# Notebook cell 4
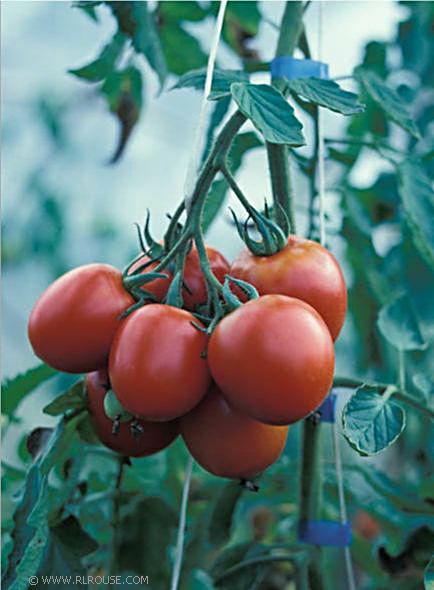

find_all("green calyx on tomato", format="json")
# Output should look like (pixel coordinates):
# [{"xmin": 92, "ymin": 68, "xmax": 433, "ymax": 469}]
[
  {"xmin": 103, "ymin": 389, "xmax": 132, "ymax": 423},
  {"xmin": 230, "ymin": 235, "xmax": 347, "ymax": 341},
  {"xmin": 86, "ymin": 370, "xmax": 179, "ymax": 458},
  {"xmin": 230, "ymin": 203, "xmax": 288, "ymax": 257}
]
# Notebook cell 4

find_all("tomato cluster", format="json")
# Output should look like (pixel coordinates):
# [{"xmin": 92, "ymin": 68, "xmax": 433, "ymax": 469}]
[{"xmin": 28, "ymin": 236, "xmax": 346, "ymax": 481}]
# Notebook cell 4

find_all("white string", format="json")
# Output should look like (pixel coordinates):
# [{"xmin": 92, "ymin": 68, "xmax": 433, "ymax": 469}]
[
  {"xmin": 170, "ymin": 456, "xmax": 194, "ymax": 590},
  {"xmin": 317, "ymin": 3, "xmax": 356, "ymax": 589},
  {"xmin": 317, "ymin": 0, "xmax": 326, "ymax": 247},
  {"xmin": 183, "ymin": 0, "xmax": 228, "ymax": 210}
]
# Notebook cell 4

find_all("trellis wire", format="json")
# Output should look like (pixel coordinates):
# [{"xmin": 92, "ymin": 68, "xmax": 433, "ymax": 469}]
[
  {"xmin": 172, "ymin": 4, "xmax": 228, "ymax": 589},
  {"xmin": 183, "ymin": 0, "xmax": 228, "ymax": 210},
  {"xmin": 317, "ymin": 2, "xmax": 356, "ymax": 589},
  {"xmin": 170, "ymin": 456, "xmax": 194, "ymax": 590}
]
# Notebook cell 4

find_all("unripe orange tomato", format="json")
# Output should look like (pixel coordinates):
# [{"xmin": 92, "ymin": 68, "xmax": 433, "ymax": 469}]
[
  {"xmin": 109, "ymin": 304, "xmax": 210, "ymax": 421},
  {"xmin": 86, "ymin": 370, "xmax": 178, "ymax": 457},
  {"xmin": 181, "ymin": 384, "xmax": 288, "ymax": 479},
  {"xmin": 208, "ymin": 295, "xmax": 335, "ymax": 425},
  {"xmin": 230, "ymin": 236, "xmax": 347, "ymax": 340},
  {"xmin": 182, "ymin": 245, "xmax": 229, "ymax": 310},
  {"xmin": 28, "ymin": 264, "xmax": 134, "ymax": 373},
  {"xmin": 128, "ymin": 254, "xmax": 172, "ymax": 301}
]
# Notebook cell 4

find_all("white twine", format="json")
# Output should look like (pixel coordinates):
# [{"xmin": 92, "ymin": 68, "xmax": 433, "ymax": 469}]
[
  {"xmin": 170, "ymin": 456, "xmax": 194, "ymax": 590},
  {"xmin": 183, "ymin": 0, "xmax": 228, "ymax": 210},
  {"xmin": 317, "ymin": 0, "xmax": 326, "ymax": 247},
  {"xmin": 317, "ymin": 3, "xmax": 356, "ymax": 589}
]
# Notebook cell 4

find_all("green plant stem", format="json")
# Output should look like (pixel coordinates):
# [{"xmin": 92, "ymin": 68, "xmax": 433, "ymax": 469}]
[
  {"xmin": 333, "ymin": 376, "xmax": 434, "ymax": 420},
  {"xmin": 299, "ymin": 419, "xmax": 323, "ymax": 523},
  {"xmin": 267, "ymin": 142, "xmax": 295, "ymax": 233},
  {"xmin": 109, "ymin": 456, "xmax": 126, "ymax": 580},
  {"xmin": 266, "ymin": 0, "xmax": 304, "ymax": 235}
]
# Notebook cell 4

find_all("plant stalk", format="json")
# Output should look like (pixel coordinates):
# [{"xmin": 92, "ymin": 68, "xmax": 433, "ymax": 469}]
[{"xmin": 266, "ymin": 0, "xmax": 304, "ymax": 235}]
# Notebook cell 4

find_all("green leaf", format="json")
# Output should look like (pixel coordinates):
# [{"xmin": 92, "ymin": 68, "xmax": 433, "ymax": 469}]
[
  {"xmin": 398, "ymin": 160, "xmax": 434, "ymax": 271},
  {"xmin": 211, "ymin": 543, "xmax": 272, "ymax": 590},
  {"xmin": 69, "ymin": 32, "xmax": 126, "ymax": 82},
  {"xmin": 158, "ymin": 1, "xmax": 207, "ymax": 23},
  {"xmin": 202, "ymin": 131, "xmax": 262, "ymax": 232},
  {"xmin": 160, "ymin": 23, "xmax": 207, "ymax": 76},
  {"xmin": 377, "ymin": 293, "xmax": 427, "ymax": 351},
  {"xmin": 38, "ymin": 414, "xmax": 85, "ymax": 476},
  {"xmin": 201, "ymin": 96, "xmax": 231, "ymax": 164},
  {"xmin": 413, "ymin": 373, "xmax": 434, "ymax": 403},
  {"xmin": 131, "ymin": 2, "xmax": 167, "ymax": 89},
  {"xmin": 43, "ymin": 381, "xmax": 86, "ymax": 416},
  {"xmin": 172, "ymin": 67, "xmax": 249, "ymax": 99},
  {"xmin": 287, "ymin": 77, "xmax": 364, "ymax": 115},
  {"xmin": 342, "ymin": 384, "xmax": 406, "ymax": 455},
  {"xmin": 208, "ymin": 482, "xmax": 243, "ymax": 546},
  {"xmin": 72, "ymin": 1, "xmax": 101, "ymax": 22},
  {"xmin": 357, "ymin": 69, "xmax": 420, "ymax": 138},
  {"xmin": 2, "ymin": 364, "xmax": 57, "ymax": 418},
  {"xmin": 425, "ymin": 555, "xmax": 434, "ymax": 590},
  {"xmin": 2, "ymin": 466, "xmax": 49, "ymax": 590},
  {"xmin": 101, "ymin": 65, "xmax": 143, "ymax": 111},
  {"xmin": 225, "ymin": 1, "xmax": 261, "ymax": 36},
  {"xmin": 231, "ymin": 83, "xmax": 305, "ymax": 146},
  {"xmin": 101, "ymin": 65, "xmax": 143, "ymax": 162},
  {"xmin": 117, "ymin": 496, "xmax": 177, "ymax": 583},
  {"xmin": 34, "ymin": 517, "xmax": 98, "ymax": 587}
]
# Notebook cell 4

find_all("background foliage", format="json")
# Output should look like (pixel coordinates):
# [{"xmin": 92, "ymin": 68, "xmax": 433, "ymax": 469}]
[{"xmin": 2, "ymin": 2, "xmax": 433, "ymax": 589}]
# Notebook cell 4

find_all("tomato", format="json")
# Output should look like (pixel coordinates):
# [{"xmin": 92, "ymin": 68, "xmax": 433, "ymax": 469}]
[
  {"xmin": 109, "ymin": 304, "xmax": 210, "ymax": 420},
  {"xmin": 182, "ymin": 245, "xmax": 229, "ymax": 310},
  {"xmin": 128, "ymin": 254, "xmax": 172, "ymax": 301},
  {"xmin": 230, "ymin": 236, "xmax": 347, "ymax": 340},
  {"xmin": 28, "ymin": 264, "xmax": 134, "ymax": 373},
  {"xmin": 208, "ymin": 295, "xmax": 335, "ymax": 425},
  {"xmin": 86, "ymin": 370, "xmax": 178, "ymax": 457},
  {"xmin": 181, "ymin": 384, "xmax": 288, "ymax": 479},
  {"xmin": 353, "ymin": 511, "xmax": 381, "ymax": 540}
]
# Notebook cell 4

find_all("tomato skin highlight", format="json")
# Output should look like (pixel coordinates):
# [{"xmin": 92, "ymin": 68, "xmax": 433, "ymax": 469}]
[
  {"xmin": 86, "ymin": 370, "xmax": 178, "ymax": 457},
  {"xmin": 183, "ymin": 245, "xmax": 229, "ymax": 310},
  {"xmin": 128, "ymin": 254, "xmax": 172, "ymax": 301},
  {"xmin": 28, "ymin": 264, "xmax": 135, "ymax": 373},
  {"xmin": 181, "ymin": 384, "xmax": 288, "ymax": 479},
  {"xmin": 109, "ymin": 304, "xmax": 210, "ymax": 421},
  {"xmin": 208, "ymin": 295, "xmax": 335, "ymax": 425},
  {"xmin": 230, "ymin": 236, "xmax": 347, "ymax": 340}
]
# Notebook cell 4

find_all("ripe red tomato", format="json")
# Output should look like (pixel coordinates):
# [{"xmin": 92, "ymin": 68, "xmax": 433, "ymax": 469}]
[
  {"xmin": 86, "ymin": 370, "xmax": 178, "ymax": 457},
  {"xmin": 182, "ymin": 245, "xmax": 229, "ymax": 310},
  {"xmin": 230, "ymin": 236, "xmax": 347, "ymax": 340},
  {"xmin": 208, "ymin": 295, "xmax": 335, "ymax": 425},
  {"xmin": 28, "ymin": 264, "xmax": 134, "ymax": 373},
  {"xmin": 109, "ymin": 304, "xmax": 210, "ymax": 420},
  {"xmin": 128, "ymin": 254, "xmax": 172, "ymax": 301},
  {"xmin": 181, "ymin": 384, "xmax": 288, "ymax": 479}
]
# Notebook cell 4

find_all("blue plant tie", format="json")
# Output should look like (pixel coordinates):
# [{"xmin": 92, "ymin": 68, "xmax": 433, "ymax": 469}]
[
  {"xmin": 317, "ymin": 391, "xmax": 336, "ymax": 423},
  {"xmin": 298, "ymin": 519, "xmax": 352, "ymax": 547},
  {"xmin": 270, "ymin": 56, "xmax": 330, "ymax": 80}
]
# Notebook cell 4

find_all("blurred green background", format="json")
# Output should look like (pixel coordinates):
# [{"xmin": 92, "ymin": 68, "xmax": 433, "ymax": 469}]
[{"xmin": 2, "ymin": 2, "xmax": 433, "ymax": 589}]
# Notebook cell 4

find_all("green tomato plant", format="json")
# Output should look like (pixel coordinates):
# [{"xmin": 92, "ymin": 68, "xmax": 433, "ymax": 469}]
[{"xmin": 2, "ymin": 2, "xmax": 434, "ymax": 590}]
